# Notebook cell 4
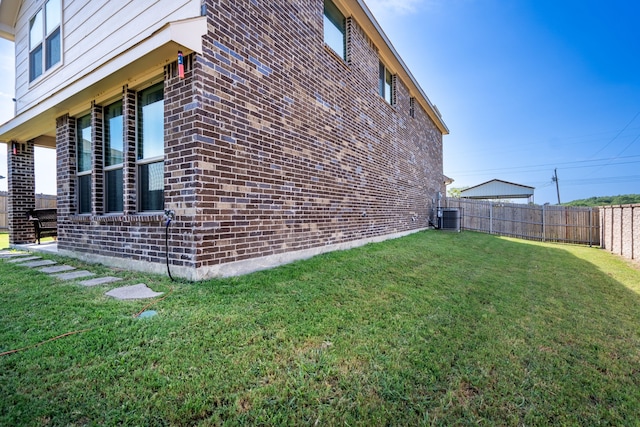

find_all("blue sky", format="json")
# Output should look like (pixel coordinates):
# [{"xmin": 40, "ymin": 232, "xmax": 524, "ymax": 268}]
[
  {"xmin": 0, "ymin": 37, "xmax": 57, "ymax": 194},
  {"xmin": 2, "ymin": 0, "xmax": 640, "ymax": 203},
  {"xmin": 366, "ymin": 0, "xmax": 640, "ymax": 203}
]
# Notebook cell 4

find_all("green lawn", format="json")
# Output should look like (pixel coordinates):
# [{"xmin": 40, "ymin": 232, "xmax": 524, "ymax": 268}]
[
  {"xmin": 2, "ymin": 231, "xmax": 640, "ymax": 425},
  {"xmin": 0, "ymin": 233, "xmax": 54, "ymax": 248}
]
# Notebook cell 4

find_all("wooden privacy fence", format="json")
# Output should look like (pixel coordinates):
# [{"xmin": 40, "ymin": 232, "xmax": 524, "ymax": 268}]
[
  {"xmin": 445, "ymin": 198, "xmax": 600, "ymax": 246},
  {"xmin": 0, "ymin": 193, "xmax": 57, "ymax": 231}
]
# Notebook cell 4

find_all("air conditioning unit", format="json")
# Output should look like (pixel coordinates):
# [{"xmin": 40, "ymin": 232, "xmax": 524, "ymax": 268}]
[{"xmin": 438, "ymin": 208, "xmax": 461, "ymax": 232}]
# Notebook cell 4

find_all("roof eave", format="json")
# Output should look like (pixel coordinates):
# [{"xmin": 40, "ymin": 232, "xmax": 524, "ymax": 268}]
[
  {"xmin": 353, "ymin": 0, "xmax": 449, "ymax": 135},
  {"xmin": 0, "ymin": 16, "xmax": 207, "ymax": 143},
  {"xmin": 0, "ymin": 0, "xmax": 21, "ymax": 41}
]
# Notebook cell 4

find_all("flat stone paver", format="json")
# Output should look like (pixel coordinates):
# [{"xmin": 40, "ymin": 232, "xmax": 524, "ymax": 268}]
[
  {"xmin": 0, "ymin": 252, "xmax": 29, "ymax": 259},
  {"xmin": 105, "ymin": 284, "xmax": 163, "ymax": 300},
  {"xmin": 39, "ymin": 265, "xmax": 76, "ymax": 274},
  {"xmin": 7, "ymin": 256, "xmax": 41, "ymax": 263},
  {"xmin": 52, "ymin": 270, "xmax": 95, "ymax": 281},
  {"xmin": 79, "ymin": 276, "xmax": 123, "ymax": 287},
  {"xmin": 19, "ymin": 259, "xmax": 57, "ymax": 268}
]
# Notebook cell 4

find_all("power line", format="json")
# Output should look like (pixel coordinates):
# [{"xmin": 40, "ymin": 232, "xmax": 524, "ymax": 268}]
[
  {"xmin": 560, "ymin": 175, "xmax": 640, "ymax": 187},
  {"xmin": 587, "ymin": 133, "xmax": 640, "ymax": 176},
  {"xmin": 447, "ymin": 155, "xmax": 640, "ymax": 177},
  {"xmin": 447, "ymin": 126, "xmax": 640, "ymax": 160},
  {"xmin": 588, "ymin": 111, "xmax": 640, "ymax": 159}
]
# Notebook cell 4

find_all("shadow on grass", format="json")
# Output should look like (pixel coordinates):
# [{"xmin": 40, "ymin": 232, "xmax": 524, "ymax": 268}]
[{"xmin": 1, "ymin": 231, "xmax": 640, "ymax": 425}]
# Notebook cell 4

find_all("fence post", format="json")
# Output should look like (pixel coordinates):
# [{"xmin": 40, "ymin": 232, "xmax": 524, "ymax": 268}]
[
  {"xmin": 542, "ymin": 204, "xmax": 546, "ymax": 242},
  {"xmin": 589, "ymin": 208, "xmax": 593, "ymax": 247},
  {"xmin": 489, "ymin": 202, "xmax": 493, "ymax": 235}
]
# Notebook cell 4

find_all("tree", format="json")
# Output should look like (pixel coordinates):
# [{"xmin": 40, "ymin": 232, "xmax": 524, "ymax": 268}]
[
  {"xmin": 564, "ymin": 194, "xmax": 640, "ymax": 207},
  {"xmin": 447, "ymin": 187, "xmax": 467, "ymax": 198}
]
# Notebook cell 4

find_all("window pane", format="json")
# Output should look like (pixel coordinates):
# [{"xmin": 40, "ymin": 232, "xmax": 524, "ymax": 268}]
[
  {"xmin": 324, "ymin": 0, "xmax": 345, "ymax": 59},
  {"xmin": 106, "ymin": 168, "xmax": 123, "ymax": 212},
  {"xmin": 104, "ymin": 101, "xmax": 124, "ymax": 166},
  {"xmin": 385, "ymin": 69, "xmax": 393, "ymax": 104},
  {"xmin": 78, "ymin": 174, "xmax": 91, "ymax": 214},
  {"xmin": 45, "ymin": 0, "xmax": 61, "ymax": 33},
  {"xmin": 77, "ymin": 114, "xmax": 92, "ymax": 173},
  {"xmin": 138, "ymin": 83, "xmax": 164, "ymax": 160},
  {"xmin": 30, "ymin": 45, "xmax": 43, "ymax": 81},
  {"xmin": 30, "ymin": 10, "xmax": 43, "ymax": 47},
  {"xmin": 379, "ymin": 62, "xmax": 393, "ymax": 105},
  {"xmin": 45, "ymin": 28, "xmax": 61, "ymax": 69},
  {"xmin": 139, "ymin": 161, "xmax": 164, "ymax": 211}
]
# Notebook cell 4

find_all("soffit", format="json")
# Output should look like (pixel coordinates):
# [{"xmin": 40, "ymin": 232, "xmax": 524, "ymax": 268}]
[
  {"xmin": 0, "ymin": 16, "xmax": 206, "ymax": 145},
  {"xmin": 0, "ymin": 0, "xmax": 21, "ymax": 40}
]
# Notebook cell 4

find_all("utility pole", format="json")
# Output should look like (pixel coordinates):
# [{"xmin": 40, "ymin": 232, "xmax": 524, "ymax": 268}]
[{"xmin": 552, "ymin": 168, "xmax": 561, "ymax": 205}]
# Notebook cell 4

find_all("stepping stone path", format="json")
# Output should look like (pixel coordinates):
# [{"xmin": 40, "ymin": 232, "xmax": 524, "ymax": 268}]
[
  {"xmin": 8, "ymin": 256, "xmax": 41, "ymax": 263},
  {"xmin": 52, "ymin": 270, "xmax": 95, "ymax": 280},
  {"xmin": 0, "ymin": 252, "xmax": 34, "ymax": 259},
  {"xmin": 79, "ymin": 277, "xmax": 122, "ymax": 287},
  {"xmin": 0, "ymin": 250, "xmax": 163, "ymax": 303},
  {"xmin": 105, "ymin": 284, "xmax": 164, "ymax": 300},
  {"xmin": 39, "ymin": 265, "xmax": 76, "ymax": 274},
  {"xmin": 20, "ymin": 259, "xmax": 57, "ymax": 268}
]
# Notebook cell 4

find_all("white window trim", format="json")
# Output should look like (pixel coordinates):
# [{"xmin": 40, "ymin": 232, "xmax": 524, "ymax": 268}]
[
  {"xmin": 28, "ymin": 0, "xmax": 63, "ymax": 84},
  {"xmin": 76, "ymin": 112, "xmax": 92, "ymax": 214}
]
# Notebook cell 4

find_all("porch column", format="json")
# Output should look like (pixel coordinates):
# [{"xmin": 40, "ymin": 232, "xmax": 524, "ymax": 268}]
[
  {"xmin": 7, "ymin": 140, "xmax": 35, "ymax": 244},
  {"xmin": 56, "ymin": 114, "xmax": 76, "ymax": 248}
]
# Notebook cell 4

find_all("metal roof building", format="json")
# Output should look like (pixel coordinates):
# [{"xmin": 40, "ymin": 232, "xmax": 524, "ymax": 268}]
[{"xmin": 460, "ymin": 179, "xmax": 534, "ymax": 203}]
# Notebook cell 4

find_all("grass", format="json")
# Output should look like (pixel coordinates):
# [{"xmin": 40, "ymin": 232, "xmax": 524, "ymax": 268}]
[
  {"xmin": 0, "ymin": 233, "xmax": 54, "ymax": 249},
  {"xmin": 2, "ymin": 231, "xmax": 640, "ymax": 425}
]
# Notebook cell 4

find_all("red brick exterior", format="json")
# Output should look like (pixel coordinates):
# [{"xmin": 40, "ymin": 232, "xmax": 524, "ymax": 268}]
[
  {"xmin": 7, "ymin": 140, "xmax": 35, "ymax": 244},
  {"xmin": 52, "ymin": 0, "xmax": 444, "ymax": 279}
]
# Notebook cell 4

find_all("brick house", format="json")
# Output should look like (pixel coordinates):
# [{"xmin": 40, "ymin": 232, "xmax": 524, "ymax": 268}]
[{"xmin": 0, "ymin": 0, "xmax": 449, "ymax": 280}]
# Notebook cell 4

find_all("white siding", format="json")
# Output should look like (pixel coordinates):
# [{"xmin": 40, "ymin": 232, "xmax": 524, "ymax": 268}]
[{"xmin": 14, "ymin": 0, "xmax": 200, "ymax": 115}]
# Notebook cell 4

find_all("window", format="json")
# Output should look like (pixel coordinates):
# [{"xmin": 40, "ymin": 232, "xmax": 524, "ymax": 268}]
[
  {"xmin": 324, "ymin": 0, "xmax": 346, "ymax": 60},
  {"xmin": 137, "ymin": 83, "xmax": 164, "ymax": 212},
  {"xmin": 76, "ymin": 114, "xmax": 92, "ymax": 214},
  {"xmin": 409, "ymin": 97, "xmax": 416, "ymax": 118},
  {"xmin": 379, "ymin": 62, "xmax": 394, "ymax": 105},
  {"xmin": 29, "ymin": 0, "xmax": 61, "ymax": 81},
  {"xmin": 104, "ymin": 101, "xmax": 124, "ymax": 212}
]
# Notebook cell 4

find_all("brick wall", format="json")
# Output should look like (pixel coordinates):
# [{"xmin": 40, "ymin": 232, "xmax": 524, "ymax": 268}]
[
  {"xmin": 7, "ymin": 140, "xmax": 35, "ymax": 244},
  {"xmin": 600, "ymin": 204, "xmax": 640, "ymax": 263},
  {"xmin": 187, "ymin": 0, "xmax": 443, "ymax": 276},
  {"xmin": 56, "ymin": 0, "xmax": 444, "ymax": 279},
  {"xmin": 57, "ymin": 70, "xmax": 197, "ymax": 275}
]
